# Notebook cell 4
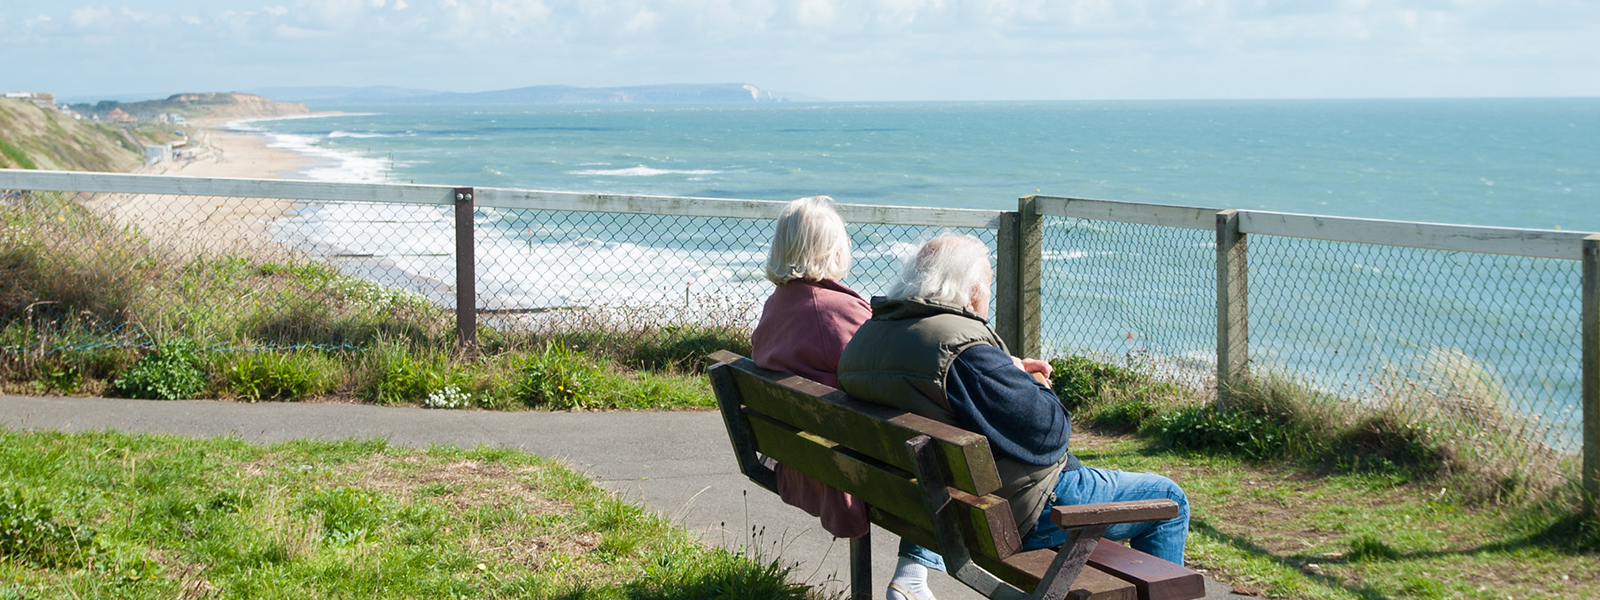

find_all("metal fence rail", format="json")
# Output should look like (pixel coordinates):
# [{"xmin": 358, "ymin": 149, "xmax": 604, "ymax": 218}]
[{"xmin": 1, "ymin": 169, "xmax": 1595, "ymax": 512}]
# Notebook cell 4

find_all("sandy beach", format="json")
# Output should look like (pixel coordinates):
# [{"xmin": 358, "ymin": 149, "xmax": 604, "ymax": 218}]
[{"xmin": 88, "ymin": 115, "xmax": 332, "ymax": 261}]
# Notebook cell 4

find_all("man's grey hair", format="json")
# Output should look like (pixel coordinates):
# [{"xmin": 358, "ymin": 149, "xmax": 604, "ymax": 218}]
[
  {"xmin": 887, "ymin": 233, "xmax": 991, "ymax": 306},
  {"xmin": 764, "ymin": 195, "xmax": 852, "ymax": 284}
]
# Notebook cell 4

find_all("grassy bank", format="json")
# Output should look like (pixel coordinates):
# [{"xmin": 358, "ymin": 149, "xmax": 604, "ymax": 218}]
[
  {"xmin": 0, "ymin": 98, "xmax": 179, "ymax": 172},
  {"xmin": 0, "ymin": 427, "xmax": 813, "ymax": 599},
  {"xmin": 1, "ymin": 190, "xmax": 747, "ymax": 410},
  {"xmin": 1070, "ymin": 429, "xmax": 1598, "ymax": 599}
]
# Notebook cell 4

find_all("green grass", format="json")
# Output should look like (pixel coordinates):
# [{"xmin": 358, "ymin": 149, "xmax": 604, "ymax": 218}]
[
  {"xmin": 0, "ymin": 192, "xmax": 731, "ymax": 411},
  {"xmin": 0, "ymin": 138, "xmax": 37, "ymax": 170},
  {"xmin": 1067, "ymin": 431, "xmax": 1599, "ymax": 600},
  {"xmin": 0, "ymin": 427, "xmax": 817, "ymax": 599}
]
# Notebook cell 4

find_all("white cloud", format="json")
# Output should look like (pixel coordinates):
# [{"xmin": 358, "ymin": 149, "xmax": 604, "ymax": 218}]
[
  {"xmin": 67, "ymin": 5, "xmax": 110, "ymax": 28},
  {"xmin": 263, "ymin": 5, "xmax": 288, "ymax": 17}
]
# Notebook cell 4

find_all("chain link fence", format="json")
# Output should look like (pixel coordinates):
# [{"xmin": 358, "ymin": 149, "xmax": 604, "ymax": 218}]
[
  {"xmin": 1249, "ymin": 235, "xmax": 1582, "ymax": 457},
  {"xmin": 2, "ymin": 184, "xmax": 997, "ymax": 361},
  {"xmin": 1037, "ymin": 216, "xmax": 1217, "ymax": 391}
]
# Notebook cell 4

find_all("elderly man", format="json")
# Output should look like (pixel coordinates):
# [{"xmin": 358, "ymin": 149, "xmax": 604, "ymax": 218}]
[{"xmin": 838, "ymin": 234, "xmax": 1188, "ymax": 600}]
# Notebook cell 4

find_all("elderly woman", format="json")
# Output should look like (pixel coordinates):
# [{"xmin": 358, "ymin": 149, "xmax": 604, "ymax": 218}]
[
  {"xmin": 751, "ymin": 195, "xmax": 871, "ymax": 388},
  {"xmin": 750, "ymin": 195, "xmax": 872, "ymax": 538},
  {"xmin": 838, "ymin": 234, "xmax": 1189, "ymax": 600}
]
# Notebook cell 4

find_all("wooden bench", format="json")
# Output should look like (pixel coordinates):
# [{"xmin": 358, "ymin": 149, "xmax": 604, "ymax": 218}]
[{"xmin": 708, "ymin": 351, "xmax": 1205, "ymax": 600}]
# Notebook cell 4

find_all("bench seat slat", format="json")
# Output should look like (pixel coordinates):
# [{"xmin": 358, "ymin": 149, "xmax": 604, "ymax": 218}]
[
  {"xmin": 744, "ymin": 410, "xmax": 1017, "ymax": 560},
  {"xmin": 726, "ymin": 357, "xmax": 1003, "ymax": 496},
  {"xmin": 1087, "ymin": 541, "xmax": 1206, "ymax": 600},
  {"xmin": 870, "ymin": 510, "xmax": 1134, "ymax": 600}
]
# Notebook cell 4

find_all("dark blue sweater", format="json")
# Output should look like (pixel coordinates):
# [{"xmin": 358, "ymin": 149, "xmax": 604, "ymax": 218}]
[{"xmin": 945, "ymin": 345, "xmax": 1081, "ymax": 470}]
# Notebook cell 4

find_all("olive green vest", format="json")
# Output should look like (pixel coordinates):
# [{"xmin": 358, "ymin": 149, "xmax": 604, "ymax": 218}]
[{"xmin": 837, "ymin": 297, "xmax": 1066, "ymax": 536}]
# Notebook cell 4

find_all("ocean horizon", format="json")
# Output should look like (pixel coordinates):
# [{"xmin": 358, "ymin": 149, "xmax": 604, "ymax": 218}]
[
  {"xmin": 228, "ymin": 98, "xmax": 1597, "ymax": 449},
  {"xmin": 235, "ymin": 97, "xmax": 1599, "ymax": 231}
]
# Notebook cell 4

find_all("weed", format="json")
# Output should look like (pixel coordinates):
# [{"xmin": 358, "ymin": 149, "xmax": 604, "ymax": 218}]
[
  {"xmin": 0, "ymin": 487, "xmax": 97, "ymax": 568},
  {"xmin": 224, "ymin": 350, "xmax": 338, "ymax": 402},
  {"xmin": 108, "ymin": 338, "xmax": 206, "ymax": 400},
  {"xmin": 513, "ymin": 344, "xmax": 603, "ymax": 410},
  {"xmin": 356, "ymin": 343, "xmax": 448, "ymax": 405}
]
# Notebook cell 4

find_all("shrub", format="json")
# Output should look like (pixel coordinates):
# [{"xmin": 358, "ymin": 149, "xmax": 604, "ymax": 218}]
[
  {"xmin": 0, "ymin": 487, "xmax": 96, "ymax": 567},
  {"xmin": 225, "ymin": 350, "xmax": 339, "ymax": 402},
  {"xmin": 109, "ymin": 338, "xmax": 206, "ymax": 400},
  {"xmin": 356, "ymin": 344, "xmax": 447, "ymax": 405},
  {"xmin": 514, "ymin": 344, "xmax": 603, "ymax": 410},
  {"xmin": 1154, "ymin": 405, "xmax": 1284, "ymax": 461},
  {"xmin": 1050, "ymin": 356, "xmax": 1139, "ymax": 411}
]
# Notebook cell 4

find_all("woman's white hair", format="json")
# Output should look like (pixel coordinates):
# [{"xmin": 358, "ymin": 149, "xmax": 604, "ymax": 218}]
[
  {"xmin": 887, "ymin": 233, "xmax": 991, "ymax": 306},
  {"xmin": 764, "ymin": 195, "xmax": 852, "ymax": 284}
]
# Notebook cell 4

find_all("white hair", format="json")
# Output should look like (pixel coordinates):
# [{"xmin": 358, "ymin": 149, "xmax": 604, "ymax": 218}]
[
  {"xmin": 887, "ymin": 234, "xmax": 991, "ymax": 306},
  {"xmin": 764, "ymin": 196, "xmax": 852, "ymax": 285}
]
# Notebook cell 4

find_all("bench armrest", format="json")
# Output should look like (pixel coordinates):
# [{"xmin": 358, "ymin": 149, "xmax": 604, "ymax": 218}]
[{"xmin": 1050, "ymin": 499, "xmax": 1179, "ymax": 529}]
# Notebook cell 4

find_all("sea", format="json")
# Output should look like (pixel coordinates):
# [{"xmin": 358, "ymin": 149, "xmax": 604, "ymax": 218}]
[{"xmin": 234, "ymin": 99, "xmax": 1600, "ymax": 448}]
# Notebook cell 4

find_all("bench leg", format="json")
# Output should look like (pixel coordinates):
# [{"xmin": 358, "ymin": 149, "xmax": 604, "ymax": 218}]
[
  {"xmin": 905, "ymin": 435, "xmax": 1031, "ymax": 600},
  {"xmin": 851, "ymin": 529, "xmax": 872, "ymax": 600}
]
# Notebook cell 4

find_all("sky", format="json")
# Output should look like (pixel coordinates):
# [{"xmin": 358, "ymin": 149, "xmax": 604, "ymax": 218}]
[{"xmin": 4, "ymin": 0, "xmax": 1599, "ymax": 102}]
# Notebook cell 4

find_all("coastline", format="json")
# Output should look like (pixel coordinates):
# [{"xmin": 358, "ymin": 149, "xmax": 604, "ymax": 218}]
[{"xmin": 93, "ymin": 113, "xmax": 342, "ymax": 260}]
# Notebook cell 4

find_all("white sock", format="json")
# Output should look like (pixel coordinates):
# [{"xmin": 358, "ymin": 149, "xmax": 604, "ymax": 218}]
[{"xmin": 886, "ymin": 557, "xmax": 935, "ymax": 600}]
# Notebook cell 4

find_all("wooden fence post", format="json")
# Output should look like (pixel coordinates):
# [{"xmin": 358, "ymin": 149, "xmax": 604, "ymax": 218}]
[
  {"xmin": 1019, "ymin": 196, "xmax": 1043, "ymax": 359},
  {"xmin": 1216, "ymin": 209, "xmax": 1248, "ymax": 407},
  {"xmin": 996, "ymin": 211, "xmax": 1021, "ymax": 353},
  {"xmin": 455, "ymin": 187, "xmax": 478, "ymax": 356},
  {"xmin": 1583, "ymin": 235, "xmax": 1600, "ymax": 517},
  {"xmin": 995, "ymin": 200, "xmax": 1042, "ymax": 358}
]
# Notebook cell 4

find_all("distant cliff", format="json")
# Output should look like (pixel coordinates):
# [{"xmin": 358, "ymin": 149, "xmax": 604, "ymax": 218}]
[
  {"xmin": 252, "ymin": 83, "xmax": 819, "ymax": 106},
  {"xmin": 72, "ymin": 93, "xmax": 311, "ymax": 121},
  {"xmin": 0, "ymin": 98, "xmax": 168, "ymax": 172}
]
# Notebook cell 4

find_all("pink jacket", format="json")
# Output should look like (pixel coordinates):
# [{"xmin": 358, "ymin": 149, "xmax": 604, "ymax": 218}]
[{"xmin": 751, "ymin": 279, "xmax": 872, "ymax": 538}]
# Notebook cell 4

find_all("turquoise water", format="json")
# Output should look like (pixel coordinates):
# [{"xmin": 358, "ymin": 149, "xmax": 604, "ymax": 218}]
[
  {"xmin": 245, "ymin": 100, "xmax": 1599, "ymax": 449},
  {"xmin": 248, "ymin": 98, "xmax": 1600, "ymax": 230}
]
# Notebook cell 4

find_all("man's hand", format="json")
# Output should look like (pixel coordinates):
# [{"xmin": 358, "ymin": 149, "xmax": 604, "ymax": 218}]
[{"xmin": 1011, "ymin": 356, "xmax": 1054, "ymax": 387}]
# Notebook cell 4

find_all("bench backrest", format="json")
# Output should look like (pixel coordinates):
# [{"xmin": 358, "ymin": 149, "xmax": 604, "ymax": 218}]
[{"xmin": 707, "ymin": 350, "xmax": 1025, "ymax": 561}]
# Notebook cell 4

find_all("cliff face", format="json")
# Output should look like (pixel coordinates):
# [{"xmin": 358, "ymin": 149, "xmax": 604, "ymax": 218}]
[
  {"xmin": 0, "ymin": 98, "xmax": 150, "ymax": 172},
  {"xmin": 132, "ymin": 93, "xmax": 311, "ymax": 119}
]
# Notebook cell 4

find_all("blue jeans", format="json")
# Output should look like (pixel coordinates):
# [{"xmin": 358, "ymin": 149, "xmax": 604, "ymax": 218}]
[{"xmin": 900, "ymin": 466, "xmax": 1189, "ymax": 569}]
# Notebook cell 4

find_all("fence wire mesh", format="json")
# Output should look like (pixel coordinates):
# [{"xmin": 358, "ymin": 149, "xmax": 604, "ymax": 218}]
[
  {"xmin": 1, "ymin": 190, "xmax": 455, "ymax": 356},
  {"xmin": 474, "ymin": 206, "xmax": 996, "ymax": 336},
  {"xmin": 2, "ymin": 189, "xmax": 996, "ymax": 358},
  {"xmin": 1038, "ymin": 216, "xmax": 1218, "ymax": 390},
  {"xmin": 1249, "ymin": 235, "xmax": 1582, "ymax": 460}
]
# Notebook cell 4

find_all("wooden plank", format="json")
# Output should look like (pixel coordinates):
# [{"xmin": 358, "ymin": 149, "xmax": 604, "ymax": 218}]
[
  {"xmin": 1051, "ymin": 499, "xmax": 1180, "ymax": 529},
  {"xmin": 1030, "ymin": 195, "xmax": 1215, "ymax": 230},
  {"xmin": 976, "ymin": 549, "xmax": 1136, "ymax": 600},
  {"xmin": 475, "ymin": 187, "xmax": 1004, "ymax": 229},
  {"xmin": 743, "ymin": 412, "xmax": 1016, "ymax": 559},
  {"xmin": 1238, "ymin": 210, "xmax": 1593, "ymax": 261},
  {"xmin": 0, "ymin": 169, "xmax": 457, "ymax": 205},
  {"xmin": 707, "ymin": 362, "xmax": 776, "ymax": 492},
  {"xmin": 454, "ymin": 187, "xmax": 477, "ymax": 355},
  {"xmin": 1018, "ymin": 196, "xmax": 1044, "ymax": 359},
  {"xmin": 1584, "ymin": 235, "xmax": 1600, "ymax": 517},
  {"xmin": 1088, "ymin": 541, "xmax": 1206, "ymax": 600},
  {"xmin": 995, "ymin": 212, "xmax": 1021, "ymax": 352},
  {"xmin": 1215, "ymin": 209, "xmax": 1248, "ymax": 407},
  {"xmin": 870, "ymin": 511, "xmax": 1132, "ymax": 600},
  {"xmin": 721, "ymin": 355, "xmax": 1003, "ymax": 496}
]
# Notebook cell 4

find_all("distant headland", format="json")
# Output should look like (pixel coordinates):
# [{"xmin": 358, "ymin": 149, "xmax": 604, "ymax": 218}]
[{"xmin": 245, "ymin": 83, "xmax": 819, "ymax": 106}]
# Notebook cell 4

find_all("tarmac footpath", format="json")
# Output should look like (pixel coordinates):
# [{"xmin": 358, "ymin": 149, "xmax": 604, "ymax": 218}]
[{"xmin": 0, "ymin": 395, "xmax": 1245, "ymax": 600}]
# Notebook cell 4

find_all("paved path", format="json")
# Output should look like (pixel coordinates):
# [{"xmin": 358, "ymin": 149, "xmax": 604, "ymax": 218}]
[{"xmin": 0, "ymin": 395, "xmax": 1245, "ymax": 600}]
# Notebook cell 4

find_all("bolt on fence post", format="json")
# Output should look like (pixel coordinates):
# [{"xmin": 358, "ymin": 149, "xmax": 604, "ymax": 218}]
[
  {"xmin": 1216, "ymin": 209, "xmax": 1249, "ymax": 408},
  {"xmin": 454, "ymin": 187, "xmax": 478, "ymax": 357},
  {"xmin": 1583, "ymin": 235, "xmax": 1600, "ymax": 517}
]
